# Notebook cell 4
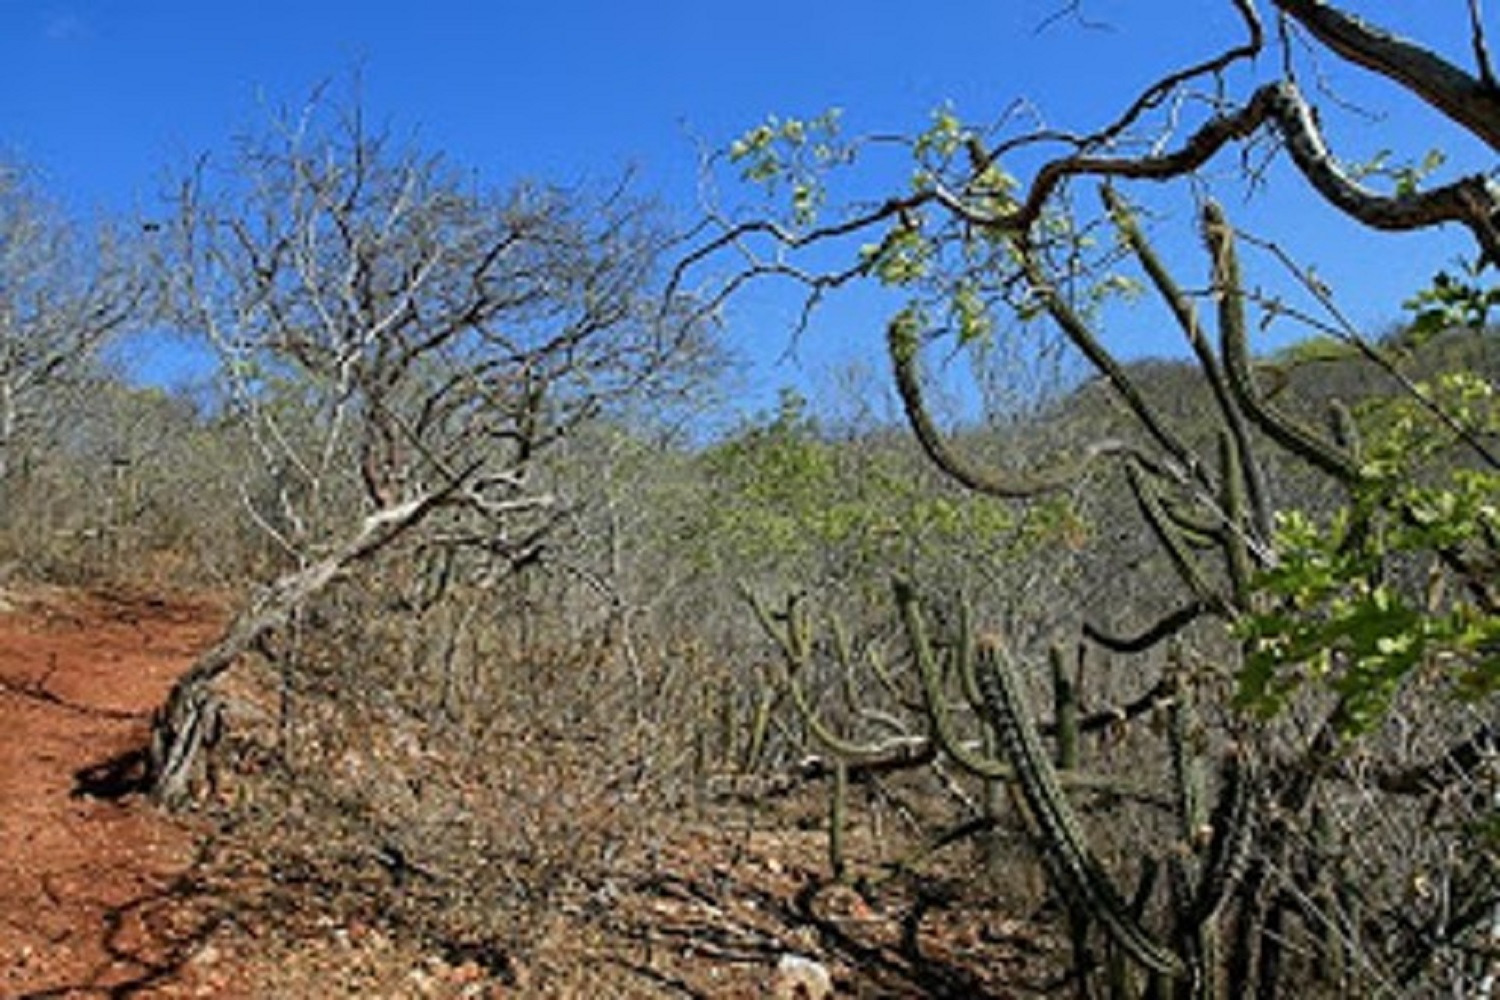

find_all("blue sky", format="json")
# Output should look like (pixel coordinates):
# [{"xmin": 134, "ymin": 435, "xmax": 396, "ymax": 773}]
[{"xmin": 4, "ymin": 2, "xmax": 1494, "ymax": 417}]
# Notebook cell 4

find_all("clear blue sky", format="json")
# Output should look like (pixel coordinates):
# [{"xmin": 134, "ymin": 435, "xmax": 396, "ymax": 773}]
[{"xmin": 4, "ymin": 2, "xmax": 1493, "ymax": 417}]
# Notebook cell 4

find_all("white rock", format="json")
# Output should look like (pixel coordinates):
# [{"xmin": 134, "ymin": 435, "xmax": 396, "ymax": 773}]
[{"xmin": 772, "ymin": 952, "xmax": 834, "ymax": 999}]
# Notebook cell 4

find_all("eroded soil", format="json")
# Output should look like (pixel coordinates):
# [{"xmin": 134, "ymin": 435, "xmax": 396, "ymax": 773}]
[{"xmin": 0, "ymin": 586, "xmax": 227, "ymax": 997}]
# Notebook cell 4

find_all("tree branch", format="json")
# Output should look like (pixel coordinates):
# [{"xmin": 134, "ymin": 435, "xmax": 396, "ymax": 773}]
[
  {"xmin": 1262, "ymin": 80, "xmax": 1500, "ymax": 265},
  {"xmin": 1273, "ymin": 0, "xmax": 1500, "ymax": 150},
  {"xmin": 977, "ymin": 82, "xmax": 1500, "ymax": 265},
  {"xmin": 1470, "ymin": 0, "xmax": 1498, "ymax": 89}
]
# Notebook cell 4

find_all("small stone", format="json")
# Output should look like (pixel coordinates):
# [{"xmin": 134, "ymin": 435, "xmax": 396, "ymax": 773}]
[{"xmin": 772, "ymin": 953, "xmax": 834, "ymax": 999}]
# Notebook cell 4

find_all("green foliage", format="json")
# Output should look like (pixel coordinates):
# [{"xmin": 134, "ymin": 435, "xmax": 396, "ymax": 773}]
[
  {"xmin": 700, "ymin": 389, "xmax": 841, "ymax": 565},
  {"xmin": 860, "ymin": 222, "xmax": 931, "ymax": 286},
  {"xmin": 706, "ymin": 33, "xmax": 1500, "ymax": 995},
  {"xmin": 692, "ymin": 388, "xmax": 1038, "ymax": 590},
  {"xmin": 1401, "ymin": 263, "xmax": 1500, "ymax": 347},
  {"xmin": 950, "ymin": 281, "xmax": 993, "ymax": 345},
  {"xmin": 731, "ymin": 100, "xmax": 1147, "ymax": 366},
  {"xmin": 1238, "ymin": 370, "xmax": 1500, "ymax": 733},
  {"xmin": 1347, "ymin": 147, "xmax": 1447, "ymax": 197},
  {"xmin": 913, "ymin": 102, "xmax": 968, "ymax": 160},
  {"xmin": 728, "ymin": 109, "xmax": 846, "ymax": 226}
]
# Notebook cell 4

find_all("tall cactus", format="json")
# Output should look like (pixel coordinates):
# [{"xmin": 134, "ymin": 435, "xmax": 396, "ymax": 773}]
[
  {"xmin": 971, "ymin": 629, "xmax": 1185, "ymax": 978},
  {"xmin": 739, "ymin": 198, "xmax": 1312, "ymax": 994},
  {"xmin": 744, "ymin": 567, "xmax": 1262, "ymax": 994},
  {"xmin": 900, "ymin": 578, "xmax": 1255, "ymax": 994}
]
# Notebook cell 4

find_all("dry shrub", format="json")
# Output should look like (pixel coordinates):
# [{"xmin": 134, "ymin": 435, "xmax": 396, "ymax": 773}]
[{"xmin": 193, "ymin": 564, "xmax": 712, "ymax": 977}]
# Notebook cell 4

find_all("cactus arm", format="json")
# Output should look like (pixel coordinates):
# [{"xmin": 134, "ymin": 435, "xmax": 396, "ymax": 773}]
[
  {"xmin": 1105, "ymin": 184, "xmax": 1273, "ymax": 534},
  {"xmin": 888, "ymin": 317, "xmax": 1125, "ymax": 498},
  {"xmin": 1050, "ymin": 644, "xmax": 1081, "ymax": 770},
  {"xmin": 1219, "ymin": 431, "xmax": 1256, "ymax": 605},
  {"xmin": 1018, "ymin": 244, "xmax": 1207, "ymax": 488},
  {"xmin": 894, "ymin": 578, "xmax": 1145, "ymax": 797},
  {"xmin": 896, "ymin": 577, "xmax": 1017, "ymax": 783},
  {"xmin": 863, "ymin": 644, "xmax": 912, "ymax": 710},
  {"xmin": 828, "ymin": 758, "xmax": 849, "ymax": 879},
  {"xmin": 785, "ymin": 668, "xmax": 922, "ymax": 765},
  {"xmin": 1204, "ymin": 201, "xmax": 1363, "ymax": 484},
  {"xmin": 1129, "ymin": 460, "xmax": 1230, "ymax": 616},
  {"xmin": 1188, "ymin": 749, "xmax": 1256, "ymax": 927},
  {"xmin": 747, "ymin": 586, "xmax": 929, "ymax": 766},
  {"xmin": 1085, "ymin": 601, "xmax": 1213, "ymax": 653},
  {"xmin": 1169, "ymin": 681, "xmax": 1207, "ymax": 854},
  {"xmin": 1161, "ymin": 495, "xmax": 1231, "ymax": 545}
]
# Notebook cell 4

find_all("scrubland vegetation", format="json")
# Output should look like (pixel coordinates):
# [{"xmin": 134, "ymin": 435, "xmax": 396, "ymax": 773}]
[{"xmin": 3, "ymin": 3, "xmax": 1498, "ymax": 996}]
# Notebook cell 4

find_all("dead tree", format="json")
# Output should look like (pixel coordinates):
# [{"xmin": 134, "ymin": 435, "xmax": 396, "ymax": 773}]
[{"xmin": 148, "ymin": 88, "xmax": 706, "ymax": 806}]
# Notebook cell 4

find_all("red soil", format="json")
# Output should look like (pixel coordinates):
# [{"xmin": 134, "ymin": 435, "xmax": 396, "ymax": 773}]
[{"xmin": 0, "ymin": 587, "xmax": 227, "ymax": 998}]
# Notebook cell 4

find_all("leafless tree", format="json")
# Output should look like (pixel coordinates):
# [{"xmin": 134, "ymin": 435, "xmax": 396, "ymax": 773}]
[
  {"xmin": 147, "ymin": 90, "xmax": 710, "ymax": 805},
  {"xmin": 0, "ymin": 159, "xmax": 147, "ymax": 505}
]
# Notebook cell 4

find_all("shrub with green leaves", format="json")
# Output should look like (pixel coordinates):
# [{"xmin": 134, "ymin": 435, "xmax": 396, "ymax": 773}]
[{"xmin": 1239, "ymin": 368, "xmax": 1500, "ymax": 734}]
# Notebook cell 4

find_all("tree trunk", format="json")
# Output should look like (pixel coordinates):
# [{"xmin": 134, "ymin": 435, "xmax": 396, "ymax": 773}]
[{"xmin": 147, "ymin": 490, "xmax": 451, "ymax": 807}]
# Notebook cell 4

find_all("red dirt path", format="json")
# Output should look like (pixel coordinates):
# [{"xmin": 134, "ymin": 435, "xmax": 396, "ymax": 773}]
[{"xmin": 0, "ymin": 587, "xmax": 226, "ymax": 998}]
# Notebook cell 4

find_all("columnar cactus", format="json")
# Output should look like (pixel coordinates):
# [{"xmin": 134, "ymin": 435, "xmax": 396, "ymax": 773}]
[{"xmin": 969, "ymin": 629, "xmax": 1185, "ymax": 978}]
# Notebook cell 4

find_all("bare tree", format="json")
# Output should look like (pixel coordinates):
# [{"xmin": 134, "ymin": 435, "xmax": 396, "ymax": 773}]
[
  {"xmin": 147, "ymin": 90, "xmax": 709, "ymax": 805},
  {"xmin": 0, "ymin": 159, "xmax": 146, "ymax": 509}
]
